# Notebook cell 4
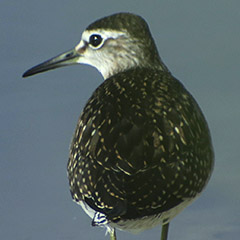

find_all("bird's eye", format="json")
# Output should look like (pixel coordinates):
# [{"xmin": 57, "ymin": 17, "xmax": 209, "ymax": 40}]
[{"xmin": 89, "ymin": 34, "xmax": 103, "ymax": 48}]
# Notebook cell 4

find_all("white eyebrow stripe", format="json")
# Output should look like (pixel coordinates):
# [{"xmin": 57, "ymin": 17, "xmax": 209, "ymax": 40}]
[
  {"xmin": 81, "ymin": 29, "xmax": 128, "ymax": 43},
  {"xmin": 75, "ymin": 29, "xmax": 128, "ymax": 52}
]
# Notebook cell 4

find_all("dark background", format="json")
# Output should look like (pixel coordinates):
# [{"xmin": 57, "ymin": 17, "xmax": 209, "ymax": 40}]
[{"xmin": 1, "ymin": 1, "xmax": 239, "ymax": 239}]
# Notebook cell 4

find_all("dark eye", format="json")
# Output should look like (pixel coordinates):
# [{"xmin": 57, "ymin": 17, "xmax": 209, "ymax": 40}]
[{"xmin": 89, "ymin": 34, "xmax": 103, "ymax": 47}]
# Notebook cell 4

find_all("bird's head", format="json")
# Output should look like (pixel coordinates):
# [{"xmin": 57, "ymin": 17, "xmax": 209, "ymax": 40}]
[{"xmin": 23, "ymin": 13, "xmax": 167, "ymax": 79}]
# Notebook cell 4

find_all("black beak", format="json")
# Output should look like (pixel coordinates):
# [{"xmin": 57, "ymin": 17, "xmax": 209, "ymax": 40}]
[{"xmin": 22, "ymin": 48, "xmax": 81, "ymax": 78}]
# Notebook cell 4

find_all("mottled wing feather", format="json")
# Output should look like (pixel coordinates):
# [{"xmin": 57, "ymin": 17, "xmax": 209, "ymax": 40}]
[{"xmin": 67, "ymin": 68, "xmax": 214, "ymax": 221}]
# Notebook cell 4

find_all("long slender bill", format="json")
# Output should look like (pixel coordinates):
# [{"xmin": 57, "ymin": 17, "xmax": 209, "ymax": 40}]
[{"xmin": 22, "ymin": 48, "xmax": 80, "ymax": 78}]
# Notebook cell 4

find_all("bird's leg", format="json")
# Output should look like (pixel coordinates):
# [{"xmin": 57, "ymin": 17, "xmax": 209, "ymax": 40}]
[
  {"xmin": 109, "ymin": 228, "xmax": 117, "ymax": 240},
  {"xmin": 161, "ymin": 223, "xmax": 169, "ymax": 240}
]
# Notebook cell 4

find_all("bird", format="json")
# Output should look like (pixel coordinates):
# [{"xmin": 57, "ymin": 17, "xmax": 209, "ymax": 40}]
[{"xmin": 23, "ymin": 13, "xmax": 214, "ymax": 240}]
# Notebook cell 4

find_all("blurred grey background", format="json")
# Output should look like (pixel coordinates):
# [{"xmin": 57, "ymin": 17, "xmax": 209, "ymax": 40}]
[{"xmin": 1, "ymin": 0, "xmax": 240, "ymax": 239}]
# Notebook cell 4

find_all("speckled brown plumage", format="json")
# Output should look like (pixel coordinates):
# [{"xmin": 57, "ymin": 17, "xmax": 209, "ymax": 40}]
[{"xmin": 67, "ymin": 67, "xmax": 214, "ymax": 225}]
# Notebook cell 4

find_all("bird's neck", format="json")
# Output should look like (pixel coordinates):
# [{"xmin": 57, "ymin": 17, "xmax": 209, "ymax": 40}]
[{"xmin": 98, "ymin": 55, "xmax": 168, "ymax": 80}]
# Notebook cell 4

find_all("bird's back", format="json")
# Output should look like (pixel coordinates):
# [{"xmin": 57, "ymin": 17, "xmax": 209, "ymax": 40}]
[{"xmin": 67, "ymin": 67, "xmax": 214, "ymax": 227}]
